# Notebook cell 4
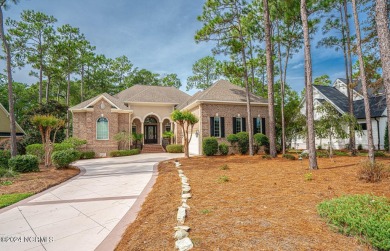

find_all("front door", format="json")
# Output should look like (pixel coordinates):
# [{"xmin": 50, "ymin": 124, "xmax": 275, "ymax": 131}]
[{"xmin": 144, "ymin": 125, "xmax": 157, "ymax": 144}]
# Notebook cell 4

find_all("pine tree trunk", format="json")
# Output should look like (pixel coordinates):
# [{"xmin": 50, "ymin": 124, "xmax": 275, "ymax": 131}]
[
  {"xmin": 301, "ymin": 0, "xmax": 318, "ymax": 169},
  {"xmin": 263, "ymin": 0, "xmax": 276, "ymax": 157},
  {"xmin": 66, "ymin": 73, "xmax": 70, "ymax": 138},
  {"xmin": 0, "ymin": 6, "xmax": 17, "ymax": 157},
  {"xmin": 46, "ymin": 75, "xmax": 50, "ymax": 103},
  {"xmin": 375, "ymin": 0, "xmax": 390, "ymax": 153},
  {"xmin": 276, "ymin": 23, "xmax": 286, "ymax": 155},
  {"xmin": 343, "ymin": 0, "xmax": 356, "ymax": 155},
  {"xmin": 352, "ymin": 0, "xmax": 375, "ymax": 164},
  {"xmin": 81, "ymin": 64, "xmax": 84, "ymax": 102},
  {"xmin": 39, "ymin": 48, "xmax": 43, "ymax": 104}
]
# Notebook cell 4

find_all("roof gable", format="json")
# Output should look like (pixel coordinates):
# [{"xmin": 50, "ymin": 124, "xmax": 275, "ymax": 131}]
[
  {"xmin": 69, "ymin": 93, "xmax": 130, "ymax": 111},
  {"xmin": 0, "ymin": 103, "xmax": 25, "ymax": 135}
]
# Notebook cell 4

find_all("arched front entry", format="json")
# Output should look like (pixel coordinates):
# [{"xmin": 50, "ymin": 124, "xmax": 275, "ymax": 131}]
[{"xmin": 144, "ymin": 115, "xmax": 159, "ymax": 144}]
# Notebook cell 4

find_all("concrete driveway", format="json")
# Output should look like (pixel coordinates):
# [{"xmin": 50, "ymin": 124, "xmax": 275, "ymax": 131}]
[{"xmin": 0, "ymin": 153, "xmax": 183, "ymax": 251}]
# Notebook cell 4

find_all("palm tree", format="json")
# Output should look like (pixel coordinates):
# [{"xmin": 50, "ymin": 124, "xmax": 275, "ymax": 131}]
[
  {"xmin": 300, "ymin": 0, "xmax": 318, "ymax": 169},
  {"xmin": 263, "ymin": 0, "xmax": 276, "ymax": 157},
  {"xmin": 0, "ymin": 0, "xmax": 19, "ymax": 157},
  {"xmin": 375, "ymin": 0, "xmax": 390, "ymax": 153},
  {"xmin": 351, "ymin": 0, "xmax": 375, "ymax": 164}
]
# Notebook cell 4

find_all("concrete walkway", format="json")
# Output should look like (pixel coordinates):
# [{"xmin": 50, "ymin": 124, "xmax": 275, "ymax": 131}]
[{"xmin": 0, "ymin": 153, "xmax": 183, "ymax": 251}]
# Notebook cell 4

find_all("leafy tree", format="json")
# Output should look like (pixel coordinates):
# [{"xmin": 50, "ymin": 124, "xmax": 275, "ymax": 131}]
[
  {"xmin": 131, "ymin": 68, "xmax": 159, "ymax": 86},
  {"xmin": 351, "ymin": 0, "xmax": 375, "ymax": 164},
  {"xmin": 313, "ymin": 75, "xmax": 332, "ymax": 86},
  {"xmin": 196, "ymin": 0, "xmax": 255, "ymax": 156},
  {"xmin": 111, "ymin": 55, "xmax": 134, "ymax": 90},
  {"xmin": 160, "ymin": 73, "xmax": 181, "ymax": 88},
  {"xmin": 6, "ymin": 10, "xmax": 57, "ymax": 104},
  {"xmin": 114, "ymin": 131, "xmax": 132, "ymax": 150},
  {"xmin": 31, "ymin": 115, "xmax": 64, "ymax": 167},
  {"xmin": 315, "ymin": 102, "xmax": 358, "ymax": 157},
  {"xmin": 171, "ymin": 110, "xmax": 198, "ymax": 158},
  {"xmin": 186, "ymin": 56, "xmax": 220, "ymax": 91},
  {"xmin": 0, "ymin": 0, "xmax": 18, "ymax": 157}
]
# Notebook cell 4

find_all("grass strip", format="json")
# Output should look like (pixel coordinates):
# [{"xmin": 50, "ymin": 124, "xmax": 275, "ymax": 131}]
[{"xmin": 0, "ymin": 193, "xmax": 33, "ymax": 208}]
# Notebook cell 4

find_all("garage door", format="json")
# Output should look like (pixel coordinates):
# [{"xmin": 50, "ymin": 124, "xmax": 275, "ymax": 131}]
[{"xmin": 188, "ymin": 134, "xmax": 200, "ymax": 155}]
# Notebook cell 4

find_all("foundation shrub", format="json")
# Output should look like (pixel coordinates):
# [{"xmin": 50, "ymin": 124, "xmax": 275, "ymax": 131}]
[
  {"xmin": 61, "ymin": 137, "xmax": 87, "ymax": 149},
  {"xmin": 0, "ymin": 150, "xmax": 11, "ymax": 168},
  {"xmin": 51, "ymin": 149, "xmax": 81, "ymax": 168},
  {"xmin": 282, "ymin": 154, "xmax": 296, "ymax": 160},
  {"xmin": 79, "ymin": 151, "xmax": 95, "ymax": 159},
  {"xmin": 218, "ymin": 143, "xmax": 229, "ymax": 156},
  {"xmin": 109, "ymin": 149, "xmax": 140, "ymax": 157},
  {"xmin": 166, "ymin": 144, "xmax": 183, "ymax": 153},
  {"xmin": 8, "ymin": 155, "xmax": 39, "ymax": 173},
  {"xmin": 202, "ymin": 137, "xmax": 218, "ymax": 156},
  {"xmin": 236, "ymin": 132, "xmax": 249, "ymax": 154},
  {"xmin": 358, "ymin": 161, "xmax": 389, "ymax": 182}
]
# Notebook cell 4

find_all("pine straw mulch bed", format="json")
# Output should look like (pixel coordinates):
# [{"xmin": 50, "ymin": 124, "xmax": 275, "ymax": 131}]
[
  {"xmin": 116, "ymin": 155, "xmax": 390, "ymax": 251},
  {"xmin": 0, "ymin": 165, "xmax": 80, "ymax": 195}
]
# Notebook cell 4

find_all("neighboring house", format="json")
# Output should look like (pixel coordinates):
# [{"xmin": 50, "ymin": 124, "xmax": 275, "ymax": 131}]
[
  {"xmin": 0, "ymin": 103, "xmax": 25, "ymax": 147},
  {"xmin": 70, "ymin": 80, "xmax": 269, "ymax": 156},
  {"xmin": 296, "ymin": 78, "xmax": 387, "ymax": 150}
]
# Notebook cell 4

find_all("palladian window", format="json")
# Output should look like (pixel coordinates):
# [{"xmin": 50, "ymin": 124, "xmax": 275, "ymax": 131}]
[{"xmin": 97, "ymin": 117, "xmax": 109, "ymax": 140}]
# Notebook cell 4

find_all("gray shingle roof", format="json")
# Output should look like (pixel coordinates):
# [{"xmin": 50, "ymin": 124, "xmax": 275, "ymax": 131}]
[
  {"xmin": 115, "ymin": 85, "xmax": 190, "ymax": 104},
  {"xmin": 314, "ymin": 85, "xmax": 387, "ymax": 119},
  {"xmin": 70, "ymin": 93, "xmax": 130, "ymax": 110},
  {"xmin": 177, "ymin": 80, "xmax": 268, "ymax": 110}
]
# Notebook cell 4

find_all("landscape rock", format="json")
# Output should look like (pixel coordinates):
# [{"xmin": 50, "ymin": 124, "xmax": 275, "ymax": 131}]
[
  {"xmin": 181, "ymin": 198, "xmax": 187, "ymax": 203},
  {"xmin": 174, "ymin": 229, "xmax": 189, "ymax": 240},
  {"xmin": 181, "ymin": 177, "xmax": 188, "ymax": 183},
  {"xmin": 182, "ymin": 193, "xmax": 192, "ymax": 199},
  {"xmin": 174, "ymin": 226, "xmax": 190, "ymax": 231},
  {"xmin": 182, "ymin": 202, "xmax": 190, "ymax": 209},
  {"xmin": 182, "ymin": 186, "xmax": 191, "ymax": 193},
  {"xmin": 175, "ymin": 237, "xmax": 193, "ymax": 251},
  {"xmin": 177, "ymin": 207, "xmax": 186, "ymax": 223},
  {"xmin": 178, "ymin": 170, "xmax": 184, "ymax": 174}
]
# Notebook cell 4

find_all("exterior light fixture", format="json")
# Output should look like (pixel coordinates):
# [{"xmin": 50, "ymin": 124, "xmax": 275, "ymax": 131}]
[{"xmin": 195, "ymin": 130, "xmax": 199, "ymax": 138}]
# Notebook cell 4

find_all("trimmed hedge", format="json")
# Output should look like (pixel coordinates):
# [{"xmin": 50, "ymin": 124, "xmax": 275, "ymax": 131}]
[
  {"xmin": 61, "ymin": 137, "xmax": 87, "ymax": 148},
  {"xmin": 219, "ymin": 143, "xmax": 229, "ymax": 156},
  {"xmin": 236, "ymin": 132, "xmax": 249, "ymax": 154},
  {"xmin": 109, "ymin": 149, "xmax": 140, "ymax": 157},
  {"xmin": 254, "ymin": 133, "xmax": 269, "ymax": 147},
  {"xmin": 26, "ymin": 143, "xmax": 74, "ymax": 161},
  {"xmin": 166, "ymin": 144, "xmax": 184, "ymax": 153},
  {"xmin": 0, "ymin": 150, "xmax": 11, "ymax": 168},
  {"xmin": 51, "ymin": 149, "xmax": 81, "ymax": 168},
  {"xmin": 8, "ymin": 155, "xmax": 39, "ymax": 173},
  {"xmin": 203, "ymin": 137, "xmax": 218, "ymax": 156},
  {"xmin": 79, "ymin": 151, "xmax": 95, "ymax": 159}
]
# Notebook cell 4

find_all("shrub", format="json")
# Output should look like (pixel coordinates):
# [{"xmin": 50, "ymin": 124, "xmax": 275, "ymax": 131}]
[
  {"xmin": 262, "ymin": 154, "xmax": 272, "ymax": 159},
  {"xmin": 282, "ymin": 154, "xmax": 296, "ymax": 160},
  {"xmin": 317, "ymin": 145, "xmax": 322, "ymax": 150},
  {"xmin": 254, "ymin": 133, "xmax": 269, "ymax": 147},
  {"xmin": 226, "ymin": 134, "xmax": 238, "ymax": 144},
  {"xmin": 318, "ymin": 194, "xmax": 390, "ymax": 250},
  {"xmin": 305, "ymin": 173, "xmax": 313, "ymax": 181},
  {"xmin": 54, "ymin": 143, "xmax": 73, "ymax": 152},
  {"xmin": 61, "ymin": 137, "xmax": 87, "ymax": 149},
  {"xmin": 26, "ymin": 144, "xmax": 45, "ymax": 161},
  {"xmin": 218, "ymin": 175, "xmax": 229, "ymax": 183},
  {"xmin": 358, "ymin": 161, "xmax": 389, "ymax": 182},
  {"xmin": 300, "ymin": 152, "xmax": 309, "ymax": 159},
  {"xmin": 51, "ymin": 149, "xmax": 81, "ymax": 168},
  {"xmin": 236, "ymin": 132, "xmax": 249, "ymax": 154},
  {"xmin": 166, "ymin": 144, "xmax": 183, "ymax": 153},
  {"xmin": 0, "ymin": 150, "xmax": 11, "ymax": 168},
  {"xmin": 202, "ymin": 137, "xmax": 218, "ymax": 156},
  {"xmin": 109, "ymin": 149, "xmax": 140, "ymax": 157},
  {"xmin": 334, "ymin": 151, "xmax": 349, "ymax": 156},
  {"xmin": 317, "ymin": 151, "xmax": 329, "ymax": 158},
  {"xmin": 218, "ymin": 143, "xmax": 229, "ymax": 156},
  {"xmin": 357, "ymin": 144, "xmax": 363, "ymax": 151},
  {"xmin": 220, "ymin": 164, "xmax": 229, "ymax": 170},
  {"xmin": 8, "ymin": 155, "xmax": 39, "ymax": 173},
  {"xmin": 0, "ymin": 167, "xmax": 18, "ymax": 178},
  {"xmin": 374, "ymin": 151, "xmax": 386, "ymax": 157},
  {"xmin": 79, "ymin": 151, "xmax": 95, "ymax": 159}
]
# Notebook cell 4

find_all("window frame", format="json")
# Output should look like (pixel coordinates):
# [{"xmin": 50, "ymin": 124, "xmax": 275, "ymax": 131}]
[
  {"xmin": 165, "ymin": 124, "xmax": 171, "ymax": 132},
  {"xmin": 132, "ymin": 125, "xmax": 137, "ymax": 134},
  {"xmin": 214, "ymin": 116, "xmax": 221, "ymax": 138},
  {"xmin": 96, "ymin": 117, "xmax": 109, "ymax": 140},
  {"xmin": 236, "ymin": 117, "xmax": 243, "ymax": 133},
  {"xmin": 255, "ymin": 117, "xmax": 262, "ymax": 134}
]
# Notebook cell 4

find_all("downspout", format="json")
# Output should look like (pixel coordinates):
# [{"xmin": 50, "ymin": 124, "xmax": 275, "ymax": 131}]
[{"xmin": 375, "ymin": 118, "xmax": 380, "ymax": 150}]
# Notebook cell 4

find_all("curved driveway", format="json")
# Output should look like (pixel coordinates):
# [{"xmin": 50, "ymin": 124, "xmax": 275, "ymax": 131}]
[{"xmin": 0, "ymin": 153, "xmax": 183, "ymax": 251}]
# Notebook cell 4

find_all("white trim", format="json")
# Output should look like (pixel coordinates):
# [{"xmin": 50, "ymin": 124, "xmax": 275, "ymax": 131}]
[
  {"xmin": 312, "ymin": 86, "xmax": 346, "ymax": 115},
  {"xmin": 84, "ymin": 95, "xmax": 120, "ymax": 110},
  {"xmin": 131, "ymin": 116, "xmax": 143, "ymax": 124},
  {"xmin": 0, "ymin": 103, "xmax": 26, "ymax": 134},
  {"xmin": 180, "ymin": 100, "xmax": 268, "ymax": 111},
  {"xmin": 161, "ymin": 117, "xmax": 172, "ymax": 123},
  {"xmin": 126, "ymin": 101, "xmax": 178, "ymax": 106},
  {"xmin": 96, "ymin": 117, "xmax": 109, "ymax": 140}
]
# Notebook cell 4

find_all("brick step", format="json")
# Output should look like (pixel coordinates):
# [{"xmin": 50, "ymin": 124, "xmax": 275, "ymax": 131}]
[{"xmin": 142, "ymin": 144, "xmax": 165, "ymax": 153}]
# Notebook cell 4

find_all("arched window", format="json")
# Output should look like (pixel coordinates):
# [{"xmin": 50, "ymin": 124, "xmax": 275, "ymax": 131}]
[
  {"xmin": 144, "ymin": 116, "xmax": 158, "ymax": 124},
  {"xmin": 97, "ymin": 117, "xmax": 109, "ymax": 140}
]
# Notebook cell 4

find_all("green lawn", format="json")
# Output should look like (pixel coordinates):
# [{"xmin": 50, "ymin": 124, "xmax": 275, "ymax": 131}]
[{"xmin": 0, "ymin": 193, "xmax": 33, "ymax": 208}]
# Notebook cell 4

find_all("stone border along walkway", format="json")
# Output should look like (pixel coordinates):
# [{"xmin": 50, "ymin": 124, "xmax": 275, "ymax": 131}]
[{"xmin": 174, "ymin": 160, "xmax": 194, "ymax": 251}]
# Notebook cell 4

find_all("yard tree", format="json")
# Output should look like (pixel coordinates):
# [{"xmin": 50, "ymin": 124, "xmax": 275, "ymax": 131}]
[
  {"xmin": 375, "ymin": 0, "xmax": 390, "ymax": 153},
  {"xmin": 6, "ymin": 10, "xmax": 57, "ymax": 104},
  {"xmin": 315, "ymin": 102, "xmax": 358, "ymax": 157},
  {"xmin": 313, "ymin": 75, "xmax": 332, "ymax": 86},
  {"xmin": 263, "ymin": 0, "xmax": 277, "ymax": 157},
  {"xmin": 196, "ymin": 0, "xmax": 255, "ymax": 156},
  {"xmin": 160, "ymin": 73, "xmax": 181, "ymax": 88},
  {"xmin": 301, "ymin": 0, "xmax": 318, "ymax": 169},
  {"xmin": 171, "ymin": 110, "xmax": 199, "ymax": 158},
  {"xmin": 186, "ymin": 56, "xmax": 221, "ymax": 91},
  {"xmin": 110, "ymin": 55, "xmax": 134, "ymax": 91},
  {"xmin": 0, "ymin": 0, "xmax": 18, "ymax": 157},
  {"xmin": 31, "ymin": 115, "xmax": 64, "ymax": 167},
  {"xmin": 351, "ymin": 0, "xmax": 375, "ymax": 164}
]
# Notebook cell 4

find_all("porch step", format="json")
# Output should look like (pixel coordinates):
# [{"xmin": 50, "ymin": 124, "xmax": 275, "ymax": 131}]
[{"xmin": 142, "ymin": 144, "xmax": 166, "ymax": 153}]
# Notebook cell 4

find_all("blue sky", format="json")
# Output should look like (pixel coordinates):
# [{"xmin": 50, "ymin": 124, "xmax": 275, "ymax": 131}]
[{"xmin": 2, "ymin": 0, "xmax": 349, "ymax": 95}]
